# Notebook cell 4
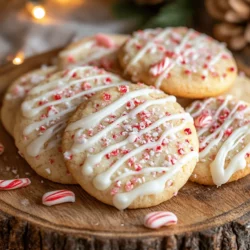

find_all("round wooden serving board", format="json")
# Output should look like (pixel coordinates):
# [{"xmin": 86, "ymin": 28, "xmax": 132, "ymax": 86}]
[{"xmin": 1, "ymin": 49, "xmax": 250, "ymax": 250}]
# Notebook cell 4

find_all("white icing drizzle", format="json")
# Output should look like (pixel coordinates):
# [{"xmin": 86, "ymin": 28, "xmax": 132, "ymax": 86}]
[
  {"xmin": 59, "ymin": 38, "xmax": 117, "ymax": 68},
  {"xmin": 125, "ymin": 28, "xmax": 172, "ymax": 72},
  {"xmin": 22, "ymin": 66, "xmax": 128, "ymax": 157},
  {"xmin": 23, "ymin": 107, "xmax": 75, "ymax": 135},
  {"xmin": 81, "ymin": 113, "xmax": 192, "ymax": 176},
  {"xmin": 93, "ymin": 121, "xmax": 190, "ymax": 191},
  {"xmin": 26, "ymin": 121, "xmax": 66, "ymax": 157},
  {"xmin": 154, "ymin": 29, "xmax": 193, "ymax": 89},
  {"xmin": 188, "ymin": 96, "xmax": 250, "ymax": 185},
  {"xmin": 124, "ymin": 27, "xmax": 232, "ymax": 89},
  {"xmin": 66, "ymin": 88, "xmax": 161, "ymax": 132},
  {"xmin": 69, "ymin": 96, "xmax": 177, "ymax": 153},
  {"xmin": 66, "ymin": 87, "xmax": 197, "ymax": 209},
  {"xmin": 211, "ymin": 124, "xmax": 250, "ymax": 186},
  {"xmin": 113, "ymin": 151, "xmax": 198, "ymax": 210}
]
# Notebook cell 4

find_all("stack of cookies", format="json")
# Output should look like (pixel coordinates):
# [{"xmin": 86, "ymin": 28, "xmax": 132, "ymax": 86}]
[{"xmin": 2, "ymin": 27, "xmax": 250, "ymax": 210}]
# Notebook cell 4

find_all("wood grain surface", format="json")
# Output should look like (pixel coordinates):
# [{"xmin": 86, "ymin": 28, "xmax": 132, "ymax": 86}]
[{"xmin": 1, "ymin": 49, "xmax": 250, "ymax": 250}]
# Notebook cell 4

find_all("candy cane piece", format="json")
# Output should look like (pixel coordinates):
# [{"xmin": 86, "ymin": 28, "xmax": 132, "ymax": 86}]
[
  {"xmin": 0, "ymin": 178, "xmax": 31, "ymax": 190},
  {"xmin": 95, "ymin": 34, "xmax": 115, "ymax": 48},
  {"xmin": 149, "ymin": 57, "xmax": 171, "ymax": 76},
  {"xmin": 144, "ymin": 211, "xmax": 178, "ymax": 229},
  {"xmin": 42, "ymin": 190, "xmax": 75, "ymax": 206},
  {"xmin": 0, "ymin": 143, "xmax": 4, "ymax": 155},
  {"xmin": 194, "ymin": 114, "xmax": 212, "ymax": 128}
]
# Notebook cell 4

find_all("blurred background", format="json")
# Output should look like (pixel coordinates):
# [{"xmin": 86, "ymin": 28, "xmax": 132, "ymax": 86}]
[{"xmin": 0, "ymin": 0, "xmax": 249, "ymax": 68}]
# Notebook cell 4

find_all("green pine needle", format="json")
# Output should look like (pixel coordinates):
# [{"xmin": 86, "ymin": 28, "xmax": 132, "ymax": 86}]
[
  {"xmin": 144, "ymin": 0, "xmax": 193, "ymax": 28},
  {"xmin": 112, "ymin": 0, "xmax": 193, "ymax": 29}
]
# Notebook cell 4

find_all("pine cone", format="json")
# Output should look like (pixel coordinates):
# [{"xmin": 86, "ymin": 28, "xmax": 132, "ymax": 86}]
[{"xmin": 206, "ymin": 0, "xmax": 250, "ymax": 50}]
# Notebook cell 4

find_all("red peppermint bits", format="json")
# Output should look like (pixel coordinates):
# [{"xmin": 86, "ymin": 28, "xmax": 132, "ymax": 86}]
[
  {"xmin": 42, "ymin": 190, "xmax": 75, "ymax": 206},
  {"xmin": 95, "ymin": 34, "xmax": 115, "ymax": 48},
  {"xmin": 219, "ymin": 109, "xmax": 230, "ymax": 121},
  {"xmin": 224, "ymin": 127, "xmax": 233, "ymax": 137},
  {"xmin": 238, "ymin": 104, "xmax": 247, "ymax": 111},
  {"xmin": 39, "ymin": 126, "xmax": 46, "ymax": 132},
  {"xmin": 227, "ymin": 67, "xmax": 235, "ymax": 72},
  {"xmin": 110, "ymin": 149, "xmax": 119, "ymax": 156},
  {"xmin": 0, "ymin": 143, "xmax": 4, "ymax": 155},
  {"xmin": 81, "ymin": 82, "xmax": 91, "ymax": 91},
  {"xmin": 184, "ymin": 128, "xmax": 192, "ymax": 135},
  {"xmin": 118, "ymin": 85, "xmax": 129, "ymax": 94},
  {"xmin": 149, "ymin": 57, "xmax": 171, "ymax": 77},
  {"xmin": 134, "ymin": 164, "xmax": 142, "ymax": 171},
  {"xmin": 38, "ymin": 100, "xmax": 46, "ymax": 106},
  {"xmin": 104, "ymin": 77, "xmax": 112, "ymax": 84},
  {"xmin": 184, "ymin": 69, "xmax": 191, "ymax": 75},
  {"xmin": 67, "ymin": 55, "xmax": 75, "ymax": 63},
  {"xmin": 0, "ymin": 178, "xmax": 31, "ymax": 190},
  {"xmin": 103, "ymin": 92, "xmax": 111, "ymax": 101},
  {"xmin": 125, "ymin": 181, "xmax": 134, "ymax": 192},
  {"xmin": 110, "ymin": 187, "xmax": 119, "ymax": 196},
  {"xmin": 178, "ymin": 148, "xmax": 185, "ymax": 155},
  {"xmin": 194, "ymin": 114, "xmax": 212, "ymax": 128},
  {"xmin": 64, "ymin": 152, "xmax": 73, "ymax": 160},
  {"xmin": 155, "ymin": 145, "xmax": 162, "ymax": 152}
]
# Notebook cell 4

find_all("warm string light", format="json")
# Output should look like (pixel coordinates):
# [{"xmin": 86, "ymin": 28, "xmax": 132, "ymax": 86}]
[
  {"xmin": 12, "ymin": 52, "xmax": 25, "ymax": 65},
  {"xmin": 26, "ymin": 2, "xmax": 46, "ymax": 20},
  {"xmin": 32, "ymin": 6, "xmax": 46, "ymax": 19}
]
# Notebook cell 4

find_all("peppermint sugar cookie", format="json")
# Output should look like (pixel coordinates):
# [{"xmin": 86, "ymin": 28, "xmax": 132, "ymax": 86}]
[
  {"xmin": 62, "ymin": 84, "xmax": 199, "ymax": 209},
  {"xmin": 14, "ymin": 66, "xmax": 129, "ymax": 184},
  {"xmin": 187, "ymin": 96, "xmax": 250, "ymax": 186},
  {"xmin": 119, "ymin": 27, "xmax": 237, "ymax": 98},
  {"xmin": 226, "ymin": 74, "xmax": 250, "ymax": 103},
  {"xmin": 1, "ymin": 66, "xmax": 57, "ymax": 136},
  {"xmin": 58, "ymin": 34, "xmax": 129, "ymax": 73}
]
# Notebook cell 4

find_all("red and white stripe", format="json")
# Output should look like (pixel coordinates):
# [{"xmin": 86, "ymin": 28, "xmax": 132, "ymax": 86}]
[
  {"xmin": 0, "ymin": 178, "xmax": 31, "ymax": 190},
  {"xmin": 42, "ymin": 190, "xmax": 75, "ymax": 206},
  {"xmin": 149, "ymin": 57, "xmax": 171, "ymax": 76},
  {"xmin": 194, "ymin": 114, "xmax": 212, "ymax": 128},
  {"xmin": 0, "ymin": 143, "xmax": 4, "ymax": 155},
  {"xmin": 144, "ymin": 211, "xmax": 178, "ymax": 229},
  {"xmin": 95, "ymin": 34, "xmax": 115, "ymax": 48}
]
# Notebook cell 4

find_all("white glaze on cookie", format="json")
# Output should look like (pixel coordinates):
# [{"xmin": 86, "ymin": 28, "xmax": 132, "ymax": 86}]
[
  {"xmin": 123, "ymin": 27, "xmax": 235, "ymax": 89},
  {"xmin": 59, "ymin": 34, "xmax": 127, "ymax": 71},
  {"xmin": 1, "ymin": 66, "xmax": 57, "ymax": 136},
  {"xmin": 21, "ymin": 66, "xmax": 129, "ymax": 157},
  {"xmin": 187, "ymin": 96, "xmax": 250, "ymax": 185},
  {"xmin": 65, "ymin": 86, "xmax": 198, "ymax": 209}
]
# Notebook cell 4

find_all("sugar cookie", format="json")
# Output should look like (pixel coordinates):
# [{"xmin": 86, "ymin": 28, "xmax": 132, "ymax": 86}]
[
  {"xmin": 1, "ymin": 66, "xmax": 56, "ymax": 136},
  {"xmin": 58, "ymin": 34, "xmax": 129, "ymax": 74},
  {"xmin": 119, "ymin": 27, "xmax": 237, "ymax": 98},
  {"xmin": 62, "ymin": 84, "xmax": 198, "ymax": 209},
  {"xmin": 187, "ymin": 96, "xmax": 250, "ymax": 185},
  {"xmin": 14, "ymin": 66, "xmax": 129, "ymax": 184}
]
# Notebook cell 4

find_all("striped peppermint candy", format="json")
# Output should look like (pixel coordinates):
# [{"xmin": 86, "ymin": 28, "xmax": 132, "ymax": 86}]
[
  {"xmin": 144, "ymin": 211, "xmax": 178, "ymax": 229},
  {"xmin": 95, "ymin": 34, "xmax": 115, "ymax": 48},
  {"xmin": 0, "ymin": 178, "xmax": 31, "ymax": 190},
  {"xmin": 42, "ymin": 190, "xmax": 75, "ymax": 206},
  {"xmin": 149, "ymin": 57, "xmax": 171, "ymax": 76},
  {"xmin": 194, "ymin": 114, "xmax": 212, "ymax": 128},
  {"xmin": 0, "ymin": 143, "xmax": 4, "ymax": 155}
]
